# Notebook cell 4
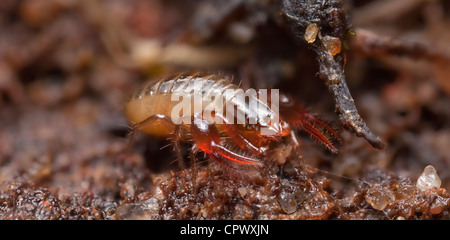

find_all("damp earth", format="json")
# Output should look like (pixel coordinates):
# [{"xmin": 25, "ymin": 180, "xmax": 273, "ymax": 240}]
[{"xmin": 1, "ymin": 0, "xmax": 450, "ymax": 220}]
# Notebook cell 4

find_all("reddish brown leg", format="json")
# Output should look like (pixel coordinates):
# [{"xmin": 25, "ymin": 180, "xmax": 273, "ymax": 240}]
[
  {"xmin": 279, "ymin": 93, "xmax": 342, "ymax": 153},
  {"xmin": 300, "ymin": 114, "xmax": 342, "ymax": 154},
  {"xmin": 190, "ymin": 144, "xmax": 200, "ymax": 191},
  {"xmin": 190, "ymin": 114, "xmax": 263, "ymax": 174},
  {"xmin": 305, "ymin": 115, "xmax": 343, "ymax": 144},
  {"xmin": 289, "ymin": 130, "xmax": 302, "ymax": 154},
  {"xmin": 211, "ymin": 112, "xmax": 265, "ymax": 156},
  {"xmin": 171, "ymin": 125, "xmax": 186, "ymax": 169}
]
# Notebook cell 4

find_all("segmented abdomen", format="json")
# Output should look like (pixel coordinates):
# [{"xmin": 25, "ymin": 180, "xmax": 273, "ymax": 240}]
[{"xmin": 125, "ymin": 73, "xmax": 275, "ymax": 136}]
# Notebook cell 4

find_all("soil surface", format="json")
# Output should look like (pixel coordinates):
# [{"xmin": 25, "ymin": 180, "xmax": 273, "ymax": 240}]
[{"xmin": 1, "ymin": 0, "xmax": 450, "ymax": 219}]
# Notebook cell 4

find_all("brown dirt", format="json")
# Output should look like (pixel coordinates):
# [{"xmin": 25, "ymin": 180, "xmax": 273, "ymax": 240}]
[{"xmin": 1, "ymin": 0, "xmax": 450, "ymax": 220}]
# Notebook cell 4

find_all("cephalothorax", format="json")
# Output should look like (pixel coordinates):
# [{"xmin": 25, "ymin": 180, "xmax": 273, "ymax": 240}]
[{"xmin": 125, "ymin": 72, "xmax": 341, "ymax": 176}]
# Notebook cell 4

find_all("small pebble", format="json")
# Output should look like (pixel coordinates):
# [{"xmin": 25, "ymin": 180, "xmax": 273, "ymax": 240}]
[
  {"xmin": 416, "ymin": 165, "xmax": 441, "ymax": 191},
  {"xmin": 304, "ymin": 23, "xmax": 319, "ymax": 44},
  {"xmin": 276, "ymin": 179, "xmax": 298, "ymax": 214},
  {"xmin": 237, "ymin": 187, "xmax": 248, "ymax": 198},
  {"xmin": 321, "ymin": 35, "xmax": 341, "ymax": 56},
  {"xmin": 115, "ymin": 198, "xmax": 159, "ymax": 220},
  {"xmin": 365, "ymin": 186, "xmax": 395, "ymax": 211}
]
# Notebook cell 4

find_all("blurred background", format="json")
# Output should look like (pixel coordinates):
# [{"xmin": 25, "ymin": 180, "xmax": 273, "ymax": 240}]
[{"xmin": 0, "ymin": 0, "xmax": 449, "ymax": 219}]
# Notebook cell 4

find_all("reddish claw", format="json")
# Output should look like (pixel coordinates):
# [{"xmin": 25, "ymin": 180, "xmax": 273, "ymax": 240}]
[
  {"xmin": 190, "ymin": 116, "xmax": 263, "ymax": 173},
  {"xmin": 279, "ymin": 93, "xmax": 342, "ymax": 154}
]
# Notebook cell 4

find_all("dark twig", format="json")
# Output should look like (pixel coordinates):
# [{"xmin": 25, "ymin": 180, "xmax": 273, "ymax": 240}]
[{"xmin": 279, "ymin": 0, "xmax": 386, "ymax": 149}]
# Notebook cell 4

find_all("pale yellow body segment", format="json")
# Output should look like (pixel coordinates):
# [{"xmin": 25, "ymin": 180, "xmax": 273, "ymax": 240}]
[
  {"xmin": 125, "ymin": 93, "xmax": 177, "ymax": 137},
  {"xmin": 124, "ymin": 78, "xmax": 217, "ymax": 137},
  {"xmin": 124, "ymin": 73, "xmax": 270, "ymax": 138}
]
